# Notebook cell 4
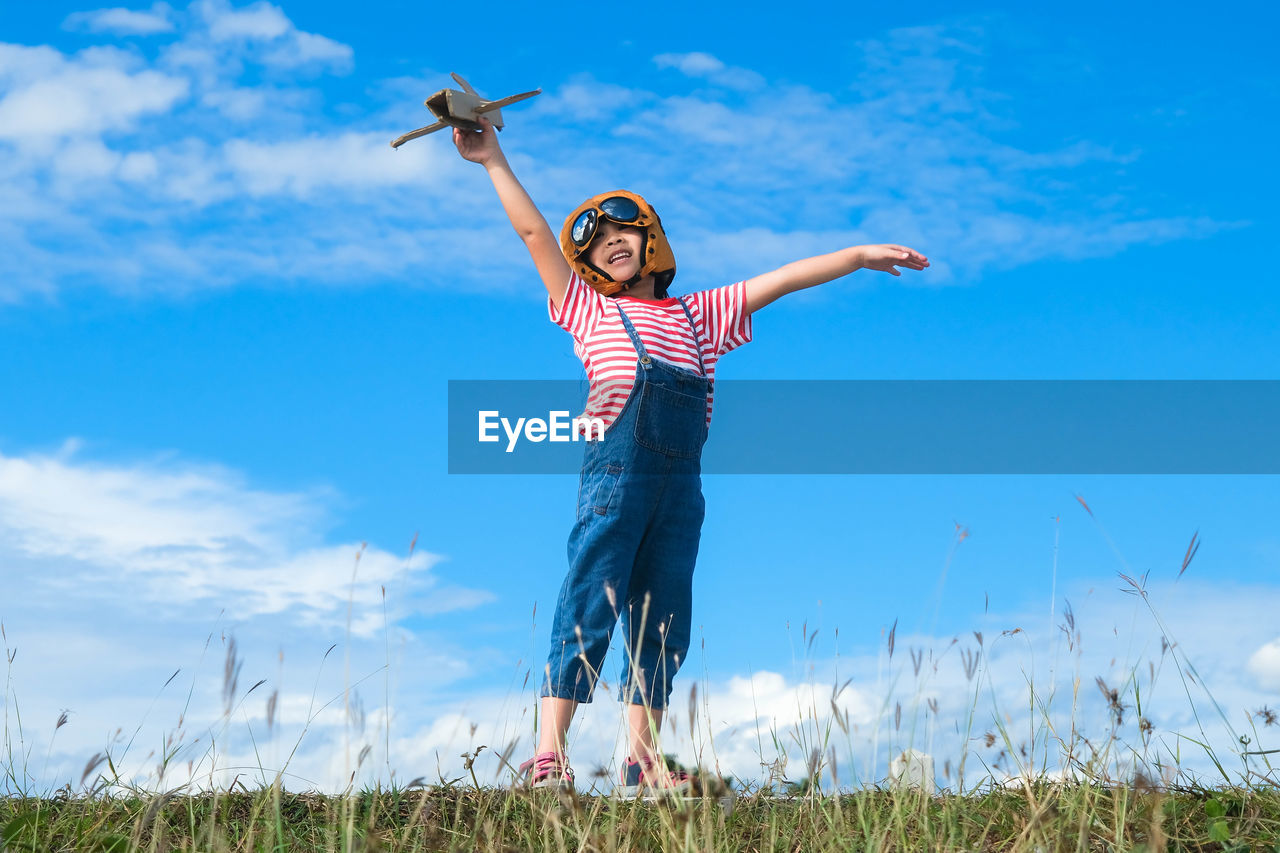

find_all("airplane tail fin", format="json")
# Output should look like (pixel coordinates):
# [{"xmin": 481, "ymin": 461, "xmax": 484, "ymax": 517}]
[{"xmin": 450, "ymin": 72, "xmax": 479, "ymax": 95}]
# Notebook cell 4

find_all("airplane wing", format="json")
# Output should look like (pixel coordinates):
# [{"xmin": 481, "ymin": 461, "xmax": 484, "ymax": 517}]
[
  {"xmin": 390, "ymin": 120, "xmax": 448, "ymax": 149},
  {"xmin": 475, "ymin": 89, "xmax": 542, "ymax": 114}
]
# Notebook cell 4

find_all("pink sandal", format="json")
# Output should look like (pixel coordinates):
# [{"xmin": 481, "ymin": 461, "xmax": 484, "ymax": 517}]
[
  {"xmin": 616, "ymin": 754, "xmax": 692, "ymax": 799},
  {"xmin": 517, "ymin": 750, "xmax": 575, "ymax": 790}
]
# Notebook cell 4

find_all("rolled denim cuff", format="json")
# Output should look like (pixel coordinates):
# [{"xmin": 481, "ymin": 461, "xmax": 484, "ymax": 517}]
[{"xmin": 540, "ymin": 665, "xmax": 600, "ymax": 704}]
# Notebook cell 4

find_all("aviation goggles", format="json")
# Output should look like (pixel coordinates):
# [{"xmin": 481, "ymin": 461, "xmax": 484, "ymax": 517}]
[{"xmin": 569, "ymin": 196, "xmax": 643, "ymax": 247}]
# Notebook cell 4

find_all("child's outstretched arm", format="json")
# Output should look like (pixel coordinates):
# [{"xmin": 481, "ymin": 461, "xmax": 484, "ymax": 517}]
[
  {"xmin": 742, "ymin": 244, "xmax": 929, "ymax": 314},
  {"xmin": 453, "ymin": 117, "xmax": 571, "ymax": 311}
]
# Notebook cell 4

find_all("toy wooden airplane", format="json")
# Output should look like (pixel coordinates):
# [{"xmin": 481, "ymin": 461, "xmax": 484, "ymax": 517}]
[{"xmin": 390, "ymin": 73, "xmax": 541, "ymax": 149}]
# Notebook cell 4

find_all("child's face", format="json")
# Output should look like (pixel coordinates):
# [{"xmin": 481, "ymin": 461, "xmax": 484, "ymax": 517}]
[{"xmin": 587, "ymin": 220, "xmax": 645, "ymax": 283}]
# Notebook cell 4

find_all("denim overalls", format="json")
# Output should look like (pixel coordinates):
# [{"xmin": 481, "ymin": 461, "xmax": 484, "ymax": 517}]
[{"xmin": 542, "ymin": 297, "xmax": 709, "ymax": 710}]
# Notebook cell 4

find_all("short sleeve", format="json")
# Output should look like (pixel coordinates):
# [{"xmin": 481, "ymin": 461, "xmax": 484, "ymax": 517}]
[
  {"xmin": 547, "ymin": 272, "xmax": 606, "ymax": 342},
  {"xmin": 690, "ymin": 280, "xmax": 753, "ymax": 356}
]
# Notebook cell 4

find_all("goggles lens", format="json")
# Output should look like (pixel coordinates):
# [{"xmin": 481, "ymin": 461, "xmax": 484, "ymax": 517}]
[
  {"xmin": 569, "ymin": 196, "xmax": 643, "ymax": 247},
  {"xmin": 570, "ymin": 209, "xmax": 597, "ymax": 246},
  {"xmin": 599, "ymin": 196, "xmax": 640, "ymax": 222}
]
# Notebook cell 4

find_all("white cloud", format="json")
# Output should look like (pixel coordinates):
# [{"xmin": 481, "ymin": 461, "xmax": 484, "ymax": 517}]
[
  {"xmin": 118, "ymin": 149, "xmax": 159, "ymax": 180},
  {"xmin": 0, "ymin": 43, "xmax": 68, "ymax": 84},
  {"xmin": 0, "ymin": 444, "xmax": 309, "ymax": 562},
  {"xmin": 264, "ymin": 30, "xmax": 351, "ymax": 68},
  {"xmin": 200, "ymin": 85, "xmax": 268, "ymax": 119},
  {"xmin": 528, "ymin": 75, "xmax": 647, "ymax": 122},
  {"xmin": 654, "ymin": 52, "xmax": 765, "ymax": 91},
  {"xmin": 223, "ymin": 131, "xmax": 455, "ymax": 196},
  {"xmin": 0, "ymin": 443, "xmax": 490, "ymax": 633},
  {"xmin": 655, "ymin": 51, "xmax": 725, "ymax": 77},
  {"xmin": 51, "ymin": 138, "xmax": 123, "ymax": 179},
  {"xmin": 64, "ymin": 4, "xmax": 176, "ymax": 36},
  {"xmin": 0, "ymin": 50, "xmax": 187, "ymax": 140},
  {"xmin": 1247, "ymin": 638, "xmax": 1280, "ymax": 691},
  {"xmin": 196, "ymin": 0, "xmax": 352, "ymax": 70},
  {"xmin": 200, "ymin": 0, "xmax": 291, "ymax": 40},
  {"xmin": 0, "ymin": 17, "xmax": 1234, "ymax": 301}
]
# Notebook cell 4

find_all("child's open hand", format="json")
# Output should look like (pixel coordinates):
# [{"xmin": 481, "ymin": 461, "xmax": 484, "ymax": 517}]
[
  {"xmin": 858, "ymin": 244, "xmax": 930, "ymax": 276},
  {"xmin": 453, "ymin": 116, "xmax": 503, "ymax": 166}
]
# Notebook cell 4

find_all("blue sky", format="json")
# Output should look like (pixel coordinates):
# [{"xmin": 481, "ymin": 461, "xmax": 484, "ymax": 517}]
[{"xmin": 1, "ymin": 0, "xmax": 1278, "ymax": 794}]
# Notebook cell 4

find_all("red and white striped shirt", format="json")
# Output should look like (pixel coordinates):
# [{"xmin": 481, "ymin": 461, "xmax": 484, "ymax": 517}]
[{"xmin": 548, "ymin": 272, "xmax": 753, "ymax": 432}]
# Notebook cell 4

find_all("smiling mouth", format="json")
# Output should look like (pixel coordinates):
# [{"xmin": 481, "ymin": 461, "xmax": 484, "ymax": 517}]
[{"xmin": 608, "ymin": 251, "xmax": 632, "ymax": 265}]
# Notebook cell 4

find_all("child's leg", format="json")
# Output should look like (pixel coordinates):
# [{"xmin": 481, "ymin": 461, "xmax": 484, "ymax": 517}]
[
  {"xmin": 626, "ymin": 702, "xmax": 664, "ymax": 764},
  {"xmin": 626, "ymin": 703, "xmax": 692, "ymax": 792},
  {"xmin": 537, "ymin": 696, "xmax": 578, "ymax": 758}
]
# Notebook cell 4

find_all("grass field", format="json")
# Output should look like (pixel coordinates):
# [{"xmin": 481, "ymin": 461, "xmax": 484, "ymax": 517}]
[{"xmin": 2, "ymin": 778, "xmax": 1278, "ymax": 851}]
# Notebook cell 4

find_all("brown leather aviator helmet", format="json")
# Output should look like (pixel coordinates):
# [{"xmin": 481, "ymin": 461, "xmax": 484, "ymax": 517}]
[{"xmin": 559, "ymin": 190, "xmax": 676, "ymax": 297}]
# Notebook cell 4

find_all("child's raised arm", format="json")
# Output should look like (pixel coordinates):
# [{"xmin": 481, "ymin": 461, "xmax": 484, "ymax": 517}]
[
  {"xmin": 742, "ymin": 244, "xmax": 929, "ymax": 315},
  {"xmin": 454, "ymin": 117, "xmax": 571, "ymax": 311}
]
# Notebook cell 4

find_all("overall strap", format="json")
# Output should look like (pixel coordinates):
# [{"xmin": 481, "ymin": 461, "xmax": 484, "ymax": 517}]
[
  {"xmin": 675, "ymin": 297, "xmax": 707, "ymax": 377},
  {"xmin": 613, "ymin": 302, "xmax": 651, "ymax": 369},
  {"xmin": 614, "ymin": 298, "xmax": 707, "ymax": 377}
]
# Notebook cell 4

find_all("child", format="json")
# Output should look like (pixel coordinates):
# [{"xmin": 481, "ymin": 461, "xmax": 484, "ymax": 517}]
[{"xmin": 453, "ymin": 116, "xmax": 928, "ymax": 797}]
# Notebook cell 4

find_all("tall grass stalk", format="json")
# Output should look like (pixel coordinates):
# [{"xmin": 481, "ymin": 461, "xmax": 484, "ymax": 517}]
[{"xmin": 3, "ymin": 527, "xmax": 1278, "ymax": 851}]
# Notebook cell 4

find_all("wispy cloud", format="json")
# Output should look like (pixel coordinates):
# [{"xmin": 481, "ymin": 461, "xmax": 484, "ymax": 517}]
[
  {"xmin": 222, "ymin": 132, "xmax": 455, "ymax": 197},
  {"xmin": 653, "ymin": 52, "xmax": 764, "ymax": 91},
  {"xmin": 0, "ymin": 441, "xmax": 490, "ymax": 633},
  {"xmin": 0, "ymin": 11, "xmax": 1234, "ymax": 302},
  {"xmin": 195, "ymin": 0, "xmax": 351, "ymax": 69},
  {"xmin": 64, "ymin": 3, "xmax": 176, "ymax": 36},
  {"xmin": 0, "ymin": 44, "xmax": 187, "ymax": 141}
]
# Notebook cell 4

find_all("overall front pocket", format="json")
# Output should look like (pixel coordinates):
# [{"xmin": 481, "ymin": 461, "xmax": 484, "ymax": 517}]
[{"xmin": 633, "ymin": 382, "xmax": 707, "ymax": 459}]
